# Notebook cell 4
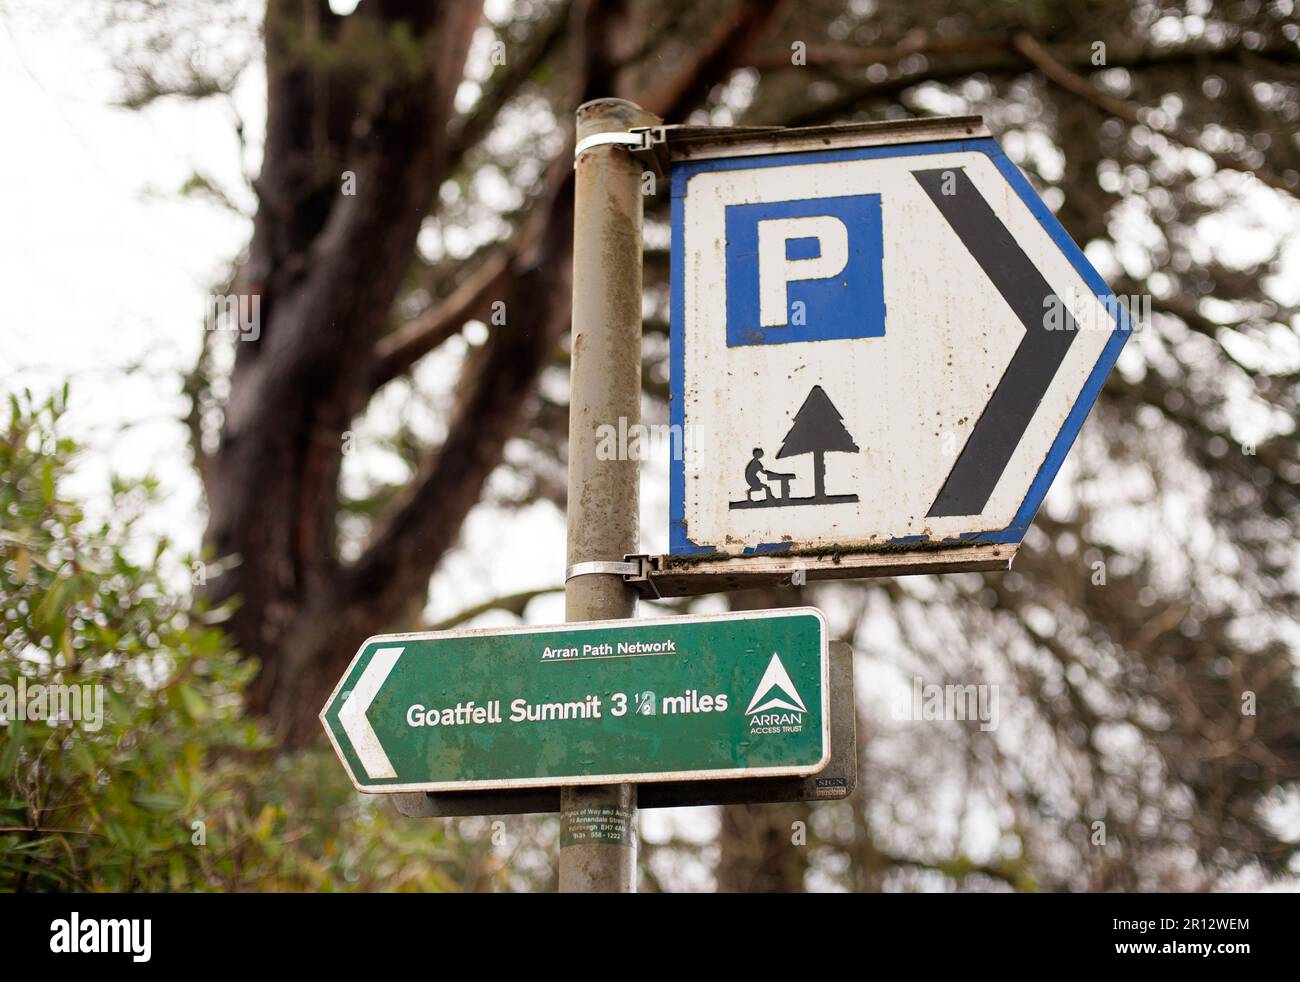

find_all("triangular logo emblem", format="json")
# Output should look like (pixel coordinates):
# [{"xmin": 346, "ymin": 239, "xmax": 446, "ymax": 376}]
[{"xmin": 745, "ymin": 653, "xmax": 808, "ymax": 715}]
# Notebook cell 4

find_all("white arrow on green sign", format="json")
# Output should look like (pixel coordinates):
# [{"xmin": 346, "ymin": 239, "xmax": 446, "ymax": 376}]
[{"xmin": 320, "ymin": 608, "xmax": 829, "ymax": 793}]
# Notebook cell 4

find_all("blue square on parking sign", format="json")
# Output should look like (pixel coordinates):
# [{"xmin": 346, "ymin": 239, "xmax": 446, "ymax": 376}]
[{"xmin": 724, "ymin": 194, "xmax": 886, "ymax": 347}]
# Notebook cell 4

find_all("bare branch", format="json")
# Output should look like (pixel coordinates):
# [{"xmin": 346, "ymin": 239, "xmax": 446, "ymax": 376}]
[
  {"xmin": 369, "ymin": 250, "xmax": 513, "ymax": 391},
  {"xmin": 426, "ymin": 587, "xmax": 562, "ymax": 631},
  {"xmin": 367, "ymin": 138, "xmax": 576, "ymax": 392},
  {"xmin": 633, "ymin": 0, "xmax": 793, "ymax": 120},
  {"xmin": 746, "ymin": 30, "xmax": 1004, "ymax": 70},
  {"xmin": 446, "ymin": 0, "xmax": 576, "ymax": 169},
  {"xmin": 1011, "ymin": 32, "xmax": 1300, "ymax": 199},
  {"xmin": 776, "ymin": 34, "xmax": 1300, "ymax": 128}
]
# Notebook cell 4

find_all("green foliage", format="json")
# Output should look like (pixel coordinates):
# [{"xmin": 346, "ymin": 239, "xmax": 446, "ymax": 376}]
[{"xmin": 0, "ymin": 390, "xmax": 468, "ymax": 891}]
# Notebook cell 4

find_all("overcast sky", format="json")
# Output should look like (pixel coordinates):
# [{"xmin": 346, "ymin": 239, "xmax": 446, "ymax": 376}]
[{"xmin": 0, "ymin": 0, "xmax": 598, "ymax": 626}]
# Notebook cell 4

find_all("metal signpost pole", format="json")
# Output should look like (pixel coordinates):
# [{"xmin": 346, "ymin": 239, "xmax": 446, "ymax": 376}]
[{"xmin": 560, "ymin": 98, "xmax": 660, "ymax": 893}]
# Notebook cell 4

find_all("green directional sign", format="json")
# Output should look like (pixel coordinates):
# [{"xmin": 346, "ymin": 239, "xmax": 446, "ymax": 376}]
[{"xmin": 320, "ymin": 608, "xmax": 828, "ymax": 793}]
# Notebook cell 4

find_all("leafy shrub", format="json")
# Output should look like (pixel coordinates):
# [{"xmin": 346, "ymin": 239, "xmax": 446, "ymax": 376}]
[{"xmin": 1, "ymin": 389, "xmax": 468, "ymax": 891}]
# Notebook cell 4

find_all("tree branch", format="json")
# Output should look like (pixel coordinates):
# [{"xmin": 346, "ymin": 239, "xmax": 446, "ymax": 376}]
[
  {"xmin": 746, "ymin": 30, "xmax": 1004, "ymax": 70},
  {"xmin": 445, "ymin": 0, "xmax": 576, "ymax": 171},
  {"xmin": 426, "ymin": 587, "xmax": 562, "ymax": 631},
  {"xmin": 368, "ymin": 249, "xmax": 513, "ymax": 391},
  {"xmin": 633, "ymin": 0, "xmax": 793, "ymax": 120},
  {"xmin": 1011, "ymin": 32, "xmax": 1300, "ymax": 199},
  {"xmin": 367, "ymin": 137, "xmax": 576, "ymax": 393},
  {"xmin": 337, "ymin": 164, "xmax": 576, "ymax": 631},
  {"xmin": 775, "ymin": 34, "xmax": 1300, "ymax": 128}
]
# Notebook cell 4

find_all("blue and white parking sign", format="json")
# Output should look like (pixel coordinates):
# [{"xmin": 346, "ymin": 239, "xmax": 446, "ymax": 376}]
[
  {"xmin": 724, "ymin": 194, "xmax": 886, "ymax": 347},
  {"xmin": 669, "ymin": 122, "xmax": 1131, "ymax": 559}
]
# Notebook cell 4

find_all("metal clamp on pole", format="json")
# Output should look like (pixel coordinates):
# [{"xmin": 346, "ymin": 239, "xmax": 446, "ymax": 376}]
[
  {"xmin": 565, "ymin": 556, "xmax": 663, "ymax": 600},
  {"xmin": 564, "ymin": 560, "xmax": 642, "ymax": 581},
  {"xmin": 573, "ymin": 130, "xmax": 648, "ymax": 165}
]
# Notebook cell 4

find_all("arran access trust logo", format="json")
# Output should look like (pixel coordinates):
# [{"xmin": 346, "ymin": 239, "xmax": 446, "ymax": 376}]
[{"xmin": 745, "ymin": 653, "xmax": 806, "ymax": 735}]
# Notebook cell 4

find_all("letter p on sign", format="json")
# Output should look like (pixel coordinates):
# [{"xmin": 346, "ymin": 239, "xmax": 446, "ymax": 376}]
[
  {"xmin": 757, "ymin": 216, "xmax": 848, "ymax": 327},
  {"xmin": 724, "ymin": 193, "xmax": 886, "ymax": 347}
]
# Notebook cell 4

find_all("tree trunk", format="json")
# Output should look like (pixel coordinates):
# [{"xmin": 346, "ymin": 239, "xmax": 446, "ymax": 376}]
[
  {"xmin": 201, "ymin": 0, "xmax": 485, "ymax": 744},
  {"xmin": 198, "ymin": 0, "xmax": 790, "ymax": 746}
]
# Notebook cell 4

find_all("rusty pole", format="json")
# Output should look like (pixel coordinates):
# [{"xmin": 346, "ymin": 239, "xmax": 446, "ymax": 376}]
[{"xmin": 560, "ymin": 98, "xmax": 660, "ymax": 893}]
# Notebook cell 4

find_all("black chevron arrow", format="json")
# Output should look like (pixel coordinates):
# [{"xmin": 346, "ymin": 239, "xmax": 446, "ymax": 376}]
[{"xmin": 911, "ymin": 167, "xmax": 1080, "ymax": 518}]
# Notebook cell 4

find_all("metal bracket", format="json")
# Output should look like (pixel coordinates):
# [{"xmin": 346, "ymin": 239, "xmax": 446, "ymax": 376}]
[
  {"xmin": 620, "ymin": 554, "xmax": 661, "ymax": 599},
  {"xmin": 571, "ymin": 128, "xmax": 671, "ymax": 179},
  {"xmin": 620, "ymin": 544, "xmax": 1016, "ymax": 598},
  {"xmin": 572, "ymin": 116, "xmax": 988, "ymax": 180},
  {"xmin": 564, "ymin": 559, "xmax": 642, "ymax": 581},
  {"xmin": 573, "ymin": 130, "xmax": 650, "ymax": 166},
  {"xmin": 627, "ymin": 127, "xmax": 668, "ymax": 177}
]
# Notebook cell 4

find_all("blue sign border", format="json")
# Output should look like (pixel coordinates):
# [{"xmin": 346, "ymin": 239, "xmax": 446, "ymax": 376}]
[{"xmin": 668, "ymin": 137, "xmax": 1132, "ymax": 556}]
